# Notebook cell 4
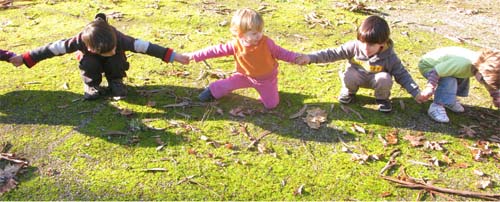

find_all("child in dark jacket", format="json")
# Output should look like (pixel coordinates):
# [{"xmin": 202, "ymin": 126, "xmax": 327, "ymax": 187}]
[
  {"xmin": 10, "ymin": 13, "xmax": 189, "ymax": 100},
  {"xmin": 297, "ymin": 15, "xmax": 427, "ymax": 112}
]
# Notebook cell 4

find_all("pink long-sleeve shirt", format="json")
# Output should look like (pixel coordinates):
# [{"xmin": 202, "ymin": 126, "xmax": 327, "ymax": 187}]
[{"xmin": 191, "ymin": 35, "xmax": 299, "ymax": 78}]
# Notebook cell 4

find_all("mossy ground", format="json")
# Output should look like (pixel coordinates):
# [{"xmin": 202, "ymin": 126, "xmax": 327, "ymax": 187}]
[{"xmin": 0, "ymin": 0, "xmax": 499, "ymax": 200}]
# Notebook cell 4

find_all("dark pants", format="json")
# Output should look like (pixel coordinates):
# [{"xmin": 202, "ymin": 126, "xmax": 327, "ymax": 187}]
[{"xmin": 79, "ymin": 53, "xmax": 129, "ymax": 87}]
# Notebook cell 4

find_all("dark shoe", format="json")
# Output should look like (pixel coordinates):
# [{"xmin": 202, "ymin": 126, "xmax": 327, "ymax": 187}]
[
  {"xmin": 83, "ymin": 84, "xmax": 102, "ymax": 100},
  {"xmin": 109, "ymin": 79, "xmax": 127, "ymax": 100},
  {"xmin": 198, "ymin": 87, "xmax": 215, "ymax": 102},
  {"xmin": 338, "ymin": 93, "xmax": 355, "ymax": 104},
  {"xmin": 376, "ymin": 99, "xmax": 392, "ymax": 112}
]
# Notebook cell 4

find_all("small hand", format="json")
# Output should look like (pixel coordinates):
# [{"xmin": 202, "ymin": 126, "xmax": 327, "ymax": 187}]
[
  {"xmin": 9, "ymin": 55, "xmax": 23, "ymax": 67},
  {"xmin": 415, "ymin": 94, "xmax": 429, "ymax": 104},
  {"xmin": 174, "ymin": 53, "xmax": 190, "ymax": 65},
  {"xmin": 295, "ymin": 54, "xmax": 310, "ymax": 65}
]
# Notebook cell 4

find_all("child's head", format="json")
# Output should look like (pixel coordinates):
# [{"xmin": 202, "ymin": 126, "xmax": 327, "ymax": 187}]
[
  {"xmin": 82, "ymin": 13, "xmax": 117, "ymax": 57},
  {"xmin": 474, "ymin": 49, "xmax": 500, "ymax": 91},
  {"xmin": 357, "ymin": 15, "xmax": 390, "ymax": 57},
  {"xmin": 230, "ymin": 8, "xmax": 264, "ymax": 46},
  {"xmin": 357, "ymin": 15, "xmax": 390, "ymax": 44}
]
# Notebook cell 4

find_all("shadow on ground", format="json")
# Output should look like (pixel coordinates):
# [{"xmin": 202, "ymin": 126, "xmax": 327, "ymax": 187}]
[{"xmin": 0, "ymin": 86, "xmax": 498, "ymax": 147}]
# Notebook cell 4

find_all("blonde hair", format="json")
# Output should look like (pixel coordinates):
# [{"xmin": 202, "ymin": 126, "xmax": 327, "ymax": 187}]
[
  {"xmin": 230, "ymin": 8, "xmax": 264, "ymax": 37},
  {"xmin": 474, "ymin": 49, "xmax": 500, "ymax": 90}
]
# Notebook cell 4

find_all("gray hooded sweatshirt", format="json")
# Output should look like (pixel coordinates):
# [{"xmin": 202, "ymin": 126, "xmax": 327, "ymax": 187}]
[{"xmin": 308, "ymin": 40, "xmax": 421, "ymax": 97}]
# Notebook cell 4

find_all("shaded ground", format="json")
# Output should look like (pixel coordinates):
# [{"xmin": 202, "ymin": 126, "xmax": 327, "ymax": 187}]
[{"xmin": 366, "ymin": 0, "xmax": 500, "ymax": 50}]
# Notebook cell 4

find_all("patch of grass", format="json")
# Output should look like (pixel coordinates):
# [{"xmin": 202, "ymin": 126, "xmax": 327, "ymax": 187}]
[{"xmin": 1, "ymin": 0, "xmax": 499, "ymax": 200}]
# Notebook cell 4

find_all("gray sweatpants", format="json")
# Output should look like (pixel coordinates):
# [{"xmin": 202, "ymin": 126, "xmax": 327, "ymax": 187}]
[{"xmin": 340, "ymin": 67, "xmax": 393, "ymax": 100}]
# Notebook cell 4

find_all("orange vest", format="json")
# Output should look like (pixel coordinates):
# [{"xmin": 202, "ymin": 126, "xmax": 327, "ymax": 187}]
[{"xmin": 233, "ymin": 35, "xmax": 277, "ymax": 78}]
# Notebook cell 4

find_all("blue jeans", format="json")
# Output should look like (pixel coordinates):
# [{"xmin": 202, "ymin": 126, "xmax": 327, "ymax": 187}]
[{"xmin": 424, "ymin": 72, "xmax": 469, "ymax": 105}]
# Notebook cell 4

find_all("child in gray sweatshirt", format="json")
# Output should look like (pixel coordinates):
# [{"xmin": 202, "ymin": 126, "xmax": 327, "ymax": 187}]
[{"xmin": 297, "ymin": 15, "xmax": 427, "ymax": 112}]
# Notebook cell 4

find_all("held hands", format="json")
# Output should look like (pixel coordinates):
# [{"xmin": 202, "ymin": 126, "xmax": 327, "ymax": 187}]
[
  {"xmin": 9, "ymin": 55, "xmax": 23, "ymax": 67},
  {"xmin": 173, "ymin": 53, "xmax": 190, "ymax": 65},
  {"xmin": 295, "ymin": 54, "xmax": 310, "ymax": 65},
  {"xmin": 415, "ymin": 86, "xmax": 434, "ymax": 103}
]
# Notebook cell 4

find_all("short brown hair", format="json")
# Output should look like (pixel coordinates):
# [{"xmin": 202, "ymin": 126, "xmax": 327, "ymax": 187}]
[
  {"xmin": 230, "ymin": 8, "xmax": 264, "ymax": 37},
  {"xmin": 475, "ymin": 49, "xmax": 500, "ymax": 90},
  {"xmin": 81, "ymin": 19, "xmax": 117, "ymax": 54},
  {"xmin": 357, "ymin": 15, "xmax": 390, "ymax": 44}
]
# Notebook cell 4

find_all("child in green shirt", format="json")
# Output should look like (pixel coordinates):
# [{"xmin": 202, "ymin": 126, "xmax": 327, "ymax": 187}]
[{"xmin": 419, "ymin": 47, "xmax": 500, "ymax": 123}]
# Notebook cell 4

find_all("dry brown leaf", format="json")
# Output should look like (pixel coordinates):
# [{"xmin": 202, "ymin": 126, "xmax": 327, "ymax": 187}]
[
  {"xmin": 452, "ymin": 162, "xmax": 469, "ymax": 168},
  {"xmin": 225, "ymin": 143, "xmax": 234, "ymax": 150},
  {"xmin": 380, "ymin": 192, "xmax": 392, "ymax": 197},
  {"xmin": 188, "ymin": 148, "xmax": 197, "ymax": 155},
  {"xmin": 351, "ymin": 124, "xmax": 366, "ymax": 134},
  {"xmin": 473, "ymin": 170, "xmax": 485, "ymax": 176},
  {"xmin": 385, "ymin": 130, "xmax": 398, "ymax": 145},
  {"xmin": 289, "ymin": 104, "xmax": 308, "ymax": 119},
  {"xmin": 403, "ymin": 133, "xmax": 426, "ymax": 147},
  {"xmin": 230, "ymin": 107, "xmax": 246, "ymax": 117},
  {"xmin": 302, "ymin": 107, "xmax": 327, "ymax": 129},
  {"xmin": 459, "ymin": 124, "xmax": 478, "ymax": 138},
  {"xmin": 477, "ymin": 179, "xmax": 492, "ymax": 189},
  {"xmin": 378, "ymin": 134, "xmax": 388, "ymax": 147},
  {"xmin": 293, "ymin": 184, "xmax": 305, "ymax": 196},
  {"xmin": 257, "ymin": 143, "xmax": 267, "ymax": 154},
  {"xmin": 119, "ymin": 108, "xmax": 133, "ymax": 116},
  {"xmin": 423, "ymin": 141, "xmax": 448, "ymax": 151}
]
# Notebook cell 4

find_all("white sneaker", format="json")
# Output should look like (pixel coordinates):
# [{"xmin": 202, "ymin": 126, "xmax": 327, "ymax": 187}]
[
  {"xmin": 445, "ymin": 101, "xmax": 464, "ymax": 113},
  {"xmin": 428, "ymin": 103, "xmax": 449, "ymax": 123}
]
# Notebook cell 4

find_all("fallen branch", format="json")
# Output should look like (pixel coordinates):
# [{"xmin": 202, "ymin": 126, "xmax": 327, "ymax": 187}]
[
  {"xmin": 379, "ymin": 149, "xmax": 400, "ymax": 175},
  {"xmin": 381, "ymin": 176, "xmax": 500, "ymax": 200},
  {"xmin": 247, "ymin": 130, "xmax": 272, "ymax": 149}
]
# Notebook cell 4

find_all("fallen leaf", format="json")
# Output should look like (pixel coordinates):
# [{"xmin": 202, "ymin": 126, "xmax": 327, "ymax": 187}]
[
  {"xmin": 477, "ymin": 179, "xmax": 492, "ymax": 189},
  {"xmin": 293, "ymin": 184, "xmax": 305, "ymax": 196},
  {"xmin": 200, "ymin": 135, "xmax": 210, "ymax": 141},
  {"xmin": 452, "ymin": 162, "xmax": 469, "ymax": 168},
  {"xmin": 380, "ymin": 192, "xmax": 392, "ymax": 197},
  {"xmin": 378, "ymin": 134, "xmax": 388, "ymax": 147},
  {"xmin": 385, "ymin": 130, "xmax": 398, "ymax": 145},
  {"xmin": 188, "ymin": 148, "xmax": 197, "ymax": 155},
  {"xmin": 352, "ymin": 124, "xmax": 366, "ymax": 134},
  {"xmin": 459, "ymin": 124, "xmax": 478, "ymax": 138},
  {"xmin": 423, "ymin": 141, "xmax": 448, "ymax": 151},
  {"xmin": 119, "ymin": 108, "xmax": 133, "ymax": 116},
  {"xmin": 289, "ymin": 104, "xmax": 308, "ymax": 119},
  {"xmin": 473, "ymin": 170, "xmax": 485, "ymax": 176},
  {"xmin": 403, "ymin": 133, "xmax": 426, "ymax": 147},
  {"xmin": 302, "ymin": 107, "xmax": 327, "ymax": 129},
  {"xmin": 229, "ymin": 107, "xmax": 246, "ymax": 117},
  {"xmin": 225, "ymin": 143, "xmax": 233, "ymax": 150}
]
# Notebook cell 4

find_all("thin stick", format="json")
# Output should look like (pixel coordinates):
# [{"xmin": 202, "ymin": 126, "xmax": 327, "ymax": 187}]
[
  {"xmin": 379, "ymin": 149, "xmax": 400, "ymax": 175},
  {"xmin": 247, "ymin": 130, "xmax": 272, "ymax": 149},
  {"xmin": 382, "ymin": 176, "xmax": 500, "ymax": 200}
]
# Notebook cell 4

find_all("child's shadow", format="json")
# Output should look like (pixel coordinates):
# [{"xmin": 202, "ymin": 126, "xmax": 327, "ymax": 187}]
[
  {"xmin": 320, "ymin": 94, "xmax": 499, "ymax": 141},
  {"xmin": 0, "ymin": 85, "xmax": 355, "ymax": 148}
]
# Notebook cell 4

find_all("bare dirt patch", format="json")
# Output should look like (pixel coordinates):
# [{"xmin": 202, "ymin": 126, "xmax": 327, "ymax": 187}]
[{"xmin": 366, "ymin": 0, "xmax": 500, "ymax": 50}]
